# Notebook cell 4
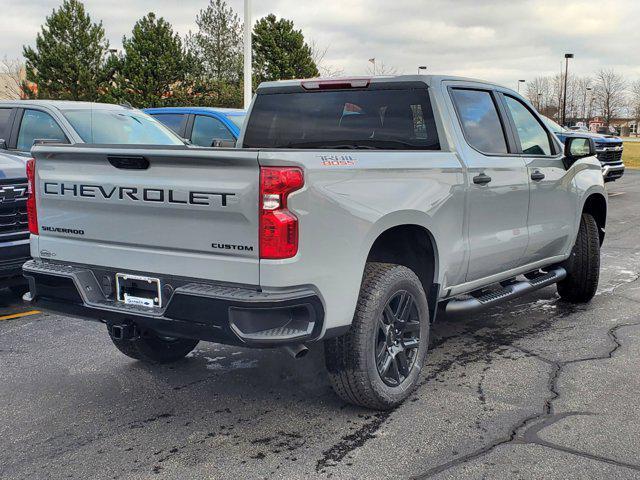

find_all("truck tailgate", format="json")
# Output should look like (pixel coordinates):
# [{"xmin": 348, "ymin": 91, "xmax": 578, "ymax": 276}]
[{"xmin": 31, "ymin": 145, "xmax": 260, "ymax": 285}]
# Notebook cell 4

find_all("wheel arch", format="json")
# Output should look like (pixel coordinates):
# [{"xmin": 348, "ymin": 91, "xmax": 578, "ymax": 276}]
[
  {"xmin": 365, "ymin": 220, "xmax": 439, "ymax": 302},
  {"xmin": 582, "ymin": 192, "xmax": 607, "ymax": 245}
]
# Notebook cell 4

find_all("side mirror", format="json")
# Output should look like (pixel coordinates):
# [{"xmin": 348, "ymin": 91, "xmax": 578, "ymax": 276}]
[
  {"xmin": 0, "ymin": 139, "xmax": 7, "ymax": 149},
  {"xmin": 211, "ymin": 139, "xmax": 237, "ymax": 148},
  {"xmin": 564, "ymin": 136, "xmax": 596, "ymax": 168}
]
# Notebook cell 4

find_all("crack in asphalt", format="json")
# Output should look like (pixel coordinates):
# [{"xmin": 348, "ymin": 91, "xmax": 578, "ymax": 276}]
[{"xmin": 413, "ymin": 321, "xmax": 640, "ymax": 478}]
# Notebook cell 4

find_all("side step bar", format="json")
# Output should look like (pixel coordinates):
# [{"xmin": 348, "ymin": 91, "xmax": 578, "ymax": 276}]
[{"xmin": 445, "ymin": 267, "xmax": 566, "ymax": 316}]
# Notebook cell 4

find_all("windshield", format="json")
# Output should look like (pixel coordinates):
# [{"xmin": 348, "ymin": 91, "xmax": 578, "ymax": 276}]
[
  {"xmin": 543, "ymin": 116, "xmax": 566, "ymax": 133},
  {"xmin": 243, "ymin": 87, "xmax": 440, "ymax": 150},
  {"xmin": 227, "ymin": 114, "xmax": 246, "ymax": 130},
  {"xmin": 62, "ymin": 109, "xmax": 184, "ymax": 145}
]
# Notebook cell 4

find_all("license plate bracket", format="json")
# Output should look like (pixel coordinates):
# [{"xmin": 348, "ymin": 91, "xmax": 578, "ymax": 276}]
[{"xmin": 115, "ymin": 273, "xmax": 162, "ymax": 308}]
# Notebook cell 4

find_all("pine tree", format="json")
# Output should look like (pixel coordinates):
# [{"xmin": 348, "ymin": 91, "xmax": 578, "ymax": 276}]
[
  {"xmin": 186, "ymin": 0, "xmax": 244, "ymax": 107},
  {"xmin": 188, "ymin": 0, "xmax": 243, "ymax": 83},
  {"xmin": 252, "ymin": 14, "xmax": 319, "ymax": 84},
  {"xmin": 22, "ymin": 0, "xmax": 112, "ymax": 100},
  {"xmin": 113, "ymin": 13, "xmax": 195, "ymax": 108}
]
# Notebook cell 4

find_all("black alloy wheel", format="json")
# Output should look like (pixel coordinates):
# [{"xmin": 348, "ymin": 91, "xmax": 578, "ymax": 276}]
[{"xmin": 375, "ymin": 290, "xmax": 421, "ymax": 386}]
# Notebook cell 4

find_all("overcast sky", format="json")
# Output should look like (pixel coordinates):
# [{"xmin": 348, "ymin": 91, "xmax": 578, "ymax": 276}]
[{"xmin": 1, "ymin": 0, "xmax": 639, "ymax": 88}]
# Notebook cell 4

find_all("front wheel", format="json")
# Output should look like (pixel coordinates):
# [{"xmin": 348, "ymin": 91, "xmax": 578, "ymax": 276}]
[
  {"xmin": 557, "ymin": 213, "xmax": 600, "ymax": 303},
  {"xmin": 109, "ymin": 328, "xmax": 199, "ymax": 364},
  {"xmin": 325, "ymin": 263, "xmax": 430, "ymax": 410}
]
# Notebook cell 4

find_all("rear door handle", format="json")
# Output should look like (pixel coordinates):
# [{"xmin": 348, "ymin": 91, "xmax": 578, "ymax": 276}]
[
  {"xmin": 473, "ymin": 173, "xmax": 492, "ymax": 185},
  {"xmin": 531, "ymin": 171, "xmax": 545, "ymax": 181}
]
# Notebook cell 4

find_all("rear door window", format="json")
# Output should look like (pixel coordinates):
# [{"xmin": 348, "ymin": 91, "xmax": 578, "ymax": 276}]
[
  {"xmin": 16, "ymin": 109, "xmax": 68, "ymax": 151},
  {"xmin": 191, "ymin": 115, "xmax": 235, "ymax": 146},
  {"xmin": 243, "ymin": 87, "xmax": 440, "ymax": 150},
  {"xmin": 151, "ymin": 113, "xmax": 188, "ymax": 137},
  {"xmin": 451, "ymin": 89, "xmax": 508, "ymax": 154}
]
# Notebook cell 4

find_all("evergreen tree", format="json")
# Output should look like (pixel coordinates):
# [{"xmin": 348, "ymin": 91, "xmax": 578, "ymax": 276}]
[
  {"xmin": 113, "ymin": 13, "xmax": 195, "ymax": 108},
  {"xmin": 187, "ymin": 0, "xmax": 244, "ymax": 107},
  {"xmin": 252, "ymin": 14, "xmax": 319, "ymax": 84},
  {"xmin": 22, "ymin": 0, "xmax": 112, "ymax": 100}
]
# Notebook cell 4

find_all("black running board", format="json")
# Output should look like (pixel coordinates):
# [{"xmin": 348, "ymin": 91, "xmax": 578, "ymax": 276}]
[{"xmin": 445, "ymin": 267, "xmax": 566, "ymax": 316}]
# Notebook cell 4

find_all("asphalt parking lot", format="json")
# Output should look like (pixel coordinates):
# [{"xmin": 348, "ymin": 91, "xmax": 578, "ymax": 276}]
[{"xmin": 1, "ymin": 171, "xmax": 639, "ymax": 480}]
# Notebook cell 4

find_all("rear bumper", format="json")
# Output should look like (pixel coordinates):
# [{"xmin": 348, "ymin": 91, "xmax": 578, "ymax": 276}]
[
  {"xmin": 23, "ymin": 260, "xmax": 325, "ymax": 347},
  {"xmin": 602, "ymin": 163, "xmax": 625, "ymax": 182}
]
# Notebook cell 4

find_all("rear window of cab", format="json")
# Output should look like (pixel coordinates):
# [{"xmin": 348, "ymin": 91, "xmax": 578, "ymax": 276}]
[{"xmin": 243, "ymin": 87, "xmax": 440, "ymax": 150}]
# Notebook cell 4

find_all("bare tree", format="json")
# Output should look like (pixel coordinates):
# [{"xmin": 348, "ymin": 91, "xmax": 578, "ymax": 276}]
[
  {"xmin": 366, "ymin": 59, "xmax": 398, "ymax": 76},
  {"xmin": 0, "ymin": 57, "xmax": 24, "ymax": 99},
  {"xmin": 594, "ymin": 69, "xmax": 627, "ymax": 126},
  {"xmin": 630, "ymin": 80, "xmax": 640, "ymax": 136},
  {"xmin": 309, "ymin": 40, "xmax": 343, "ymax": 78},
  {"xmin": 525, "ymin": 76, "xmax": 553, "ymax": 113}
]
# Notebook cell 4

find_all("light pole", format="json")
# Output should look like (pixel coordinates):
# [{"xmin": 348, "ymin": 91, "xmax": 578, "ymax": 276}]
[
  {"xmin": 418, "ymin": 66, "xmax": 427, "ymax": 75},
  {"xmin": 243, "ymin": 0, "xmax": 252, "ymax": 110},
  {"xmin": 517, "ymin": 79, "xmax": 525, "ymax": 93},
  {"xmin": 561, "ymin": 53, "xmax": 574, "ymax": 126}
]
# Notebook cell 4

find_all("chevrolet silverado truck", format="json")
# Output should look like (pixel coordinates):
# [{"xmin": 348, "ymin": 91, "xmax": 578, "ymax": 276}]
[
  {"xmin": 23, "ymin": 76, "xmax": 606, "ymax": 410},
  {"xmin": 544, "ymin": 116, "xmax": 625, "ymax": 182}
]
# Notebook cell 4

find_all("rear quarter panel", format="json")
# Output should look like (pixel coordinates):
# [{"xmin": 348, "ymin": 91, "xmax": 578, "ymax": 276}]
[{"xmin": 258, "ymin": 150, "xmax": 467, "ymax": 334}]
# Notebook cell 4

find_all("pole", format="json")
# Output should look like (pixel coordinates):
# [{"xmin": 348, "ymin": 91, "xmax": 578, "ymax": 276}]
[
  {"xmin": 562, "ymin": 54, "xmax": 573, "ymax": 126},
  {"xmin": 562, "ymin": 58, "xmax": 568, "ymax": 125},
  {"xmin": 243, "ymin": 0, "xmax": 252, "ymax": 110}
]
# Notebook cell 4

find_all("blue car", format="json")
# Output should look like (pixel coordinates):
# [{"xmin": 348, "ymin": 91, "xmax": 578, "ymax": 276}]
[
  {"xmin": 543, "ymin": 116, "xmax": 625, "ymax": 182},
  {"xmin": 144, "ymin": 107, "xmax": 246, "ymax": 147}
]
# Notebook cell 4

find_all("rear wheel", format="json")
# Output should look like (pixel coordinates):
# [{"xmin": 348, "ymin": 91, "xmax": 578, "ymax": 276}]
[
  {"xmin": 109, "ymin": 328, "xmax": 199, "ymax": 364},
  {"xmin": 325, "ymin": 263, "xmax": 430, "ymax": 410},
  {"xmin": 557, "ymin": 213, "xmax": 600, "ymax": 303}
]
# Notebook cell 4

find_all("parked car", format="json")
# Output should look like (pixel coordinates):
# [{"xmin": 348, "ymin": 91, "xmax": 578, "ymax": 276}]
[
  {"xmin": 0, "ymin": 100, "xmax": 184, "ymax": 293},
  {"xmin": 24, "ymin": 75, "xmax": 606, "ymax": 410},
  {"xmin": 544, "ymin": 116, "xmax": 624, "ymax": 182},
  {"xmin": 0, "ymin": 150, "xmax": 30, "ymax": 295},
  {"xmin": 568, "ymin": 125, "xmax": 589, "ymax": 132},
  {"xmin": 144, "ymin": 107, "xmax": 246, "ymax": 147}
]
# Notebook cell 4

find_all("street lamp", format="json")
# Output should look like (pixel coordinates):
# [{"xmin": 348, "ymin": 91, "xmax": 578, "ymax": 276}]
[
  {"xmin": 561, "ymin": 53, "xmax": 574, "ymax": 126},
  {"xmin": 243, "ymin": 0, "xmax": 252, "ymax": 109},
  {"xmin": 537, "ymin": 92, "xmax": 543, "ymax": 111},
  {"xmin": 418, "ymin": 66, "xmax": 427, "ymax": 74},
  {"xmin": 517, "ymin": 79, "xmax": 525, "ymax": 93}
]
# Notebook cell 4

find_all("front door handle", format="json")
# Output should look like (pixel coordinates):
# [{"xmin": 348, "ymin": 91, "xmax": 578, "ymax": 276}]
[
  {"xmin": 531, "ymin": 171, "xmax": 545, "ymax": 182},
  {"xmin": 473, "ymin": 173, "xmax": 492, "ymax": 185}
]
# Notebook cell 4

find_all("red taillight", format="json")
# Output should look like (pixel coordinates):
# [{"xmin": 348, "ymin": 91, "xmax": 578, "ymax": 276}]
[
  {"xmin": 259, "ymin": 167, "xmax": 304, "ymax": 259},
  {"xmin": 26, "ymin": 158, "xmax": 38, "ymax": 235}
]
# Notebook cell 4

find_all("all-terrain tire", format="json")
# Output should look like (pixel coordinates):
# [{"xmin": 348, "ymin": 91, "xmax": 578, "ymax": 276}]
[
  {"xmin": 557, "ymin": 213, "xmax": 600, "ymax": 303},
  {"xmin": 109, "ymin": 329, "xmax": 199, "ymax": 364},
  {"xmin": 324, "ymin": 263, "xmax": 430, "ymax": 410}
]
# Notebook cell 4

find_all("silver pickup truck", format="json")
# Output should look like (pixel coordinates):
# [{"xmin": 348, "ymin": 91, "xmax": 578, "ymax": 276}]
[{"xmin": 23, "ymin": 75, "xmax": 606, "ymax": 409}]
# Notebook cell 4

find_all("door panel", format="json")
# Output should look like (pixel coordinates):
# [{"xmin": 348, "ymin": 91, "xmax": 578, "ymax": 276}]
[
  {"xmin": 466, "ymin": 159, "xmax": 530, "ymax": 280},
  {"xmin": 525, "ymin": 158, "xmax": 577, "ymax": 261}
]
